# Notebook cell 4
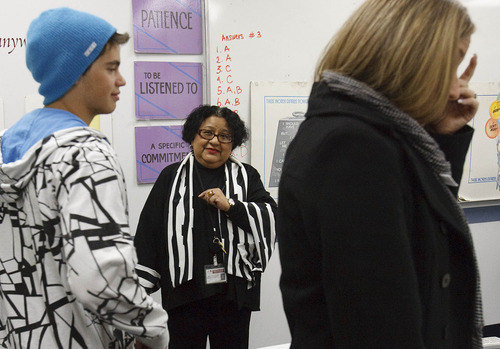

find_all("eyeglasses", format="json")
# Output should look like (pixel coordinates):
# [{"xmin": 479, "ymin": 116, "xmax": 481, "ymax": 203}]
[{"xmin": 197, "ymin": 129, "xmax": 233, "ymax": 144}]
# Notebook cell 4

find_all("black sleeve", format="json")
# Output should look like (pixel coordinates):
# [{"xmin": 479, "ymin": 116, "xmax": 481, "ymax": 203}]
[
  {"xmin": 430, "ymin": 125, "xmax": 474, "ymax": 197},
  {"xmin": 225, "ymin": 163, "xmax": 277, "ymax": 231},
  {"xmin": 134, "ymin": 164, "xmax": 177, "ymax": 292}
]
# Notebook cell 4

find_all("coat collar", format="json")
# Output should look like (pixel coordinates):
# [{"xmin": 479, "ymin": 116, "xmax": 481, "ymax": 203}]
[{"xmin": 399, "ymin": 138, "xmax": 468, "ymax": 235}]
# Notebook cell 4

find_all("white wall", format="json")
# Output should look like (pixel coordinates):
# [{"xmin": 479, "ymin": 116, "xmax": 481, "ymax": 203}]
[
  {"xmin": 249, "ymin": 247, "xmax": 290, "ymax": 348},
  {"xmin": 471, "ymin": 220, "xmax": 500, "ymax": 326}
]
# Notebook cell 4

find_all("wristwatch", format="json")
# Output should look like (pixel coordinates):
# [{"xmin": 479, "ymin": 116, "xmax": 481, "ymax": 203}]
[{"xmin": 226, "ymin": 198, "xmax": 235, "ymax": 216}]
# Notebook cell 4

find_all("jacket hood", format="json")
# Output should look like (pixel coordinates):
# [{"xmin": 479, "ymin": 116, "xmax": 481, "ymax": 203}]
[{"xmin": 0, "ymin": 127, "xmax": 106, "ymax": 204}]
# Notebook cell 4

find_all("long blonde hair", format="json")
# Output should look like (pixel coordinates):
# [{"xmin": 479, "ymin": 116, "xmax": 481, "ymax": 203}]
[{"xmin": 315, "ymin": 0, "xmax": 475, "ymax": 125}]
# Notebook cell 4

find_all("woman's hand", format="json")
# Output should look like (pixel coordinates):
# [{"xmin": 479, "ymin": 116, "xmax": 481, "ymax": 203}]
[
  {"xmin": 199, "ymin": 188, "xmax": 231, "ymax": 212},
  {"xmin": 430, "ymin": 54, "xmax": 478, "ymax": 134}
]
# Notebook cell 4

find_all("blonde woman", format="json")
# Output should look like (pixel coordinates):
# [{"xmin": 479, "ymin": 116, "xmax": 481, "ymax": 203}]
[{"xmin": 278, "ymin": 0, "xmax": 482, "ymax": 347}]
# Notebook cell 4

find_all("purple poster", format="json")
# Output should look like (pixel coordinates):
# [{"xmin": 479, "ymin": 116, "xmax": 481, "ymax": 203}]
[
  {"xmin": 135, "ymin": 126, "xmax": 190, "ymax": 183},
  {"xmin": 132, "ymin": 0, "xmax": 202, "ymax": 54},
  {"xmin": 135, "ymin": 61, "xmax": 202, "ymax": 119}
]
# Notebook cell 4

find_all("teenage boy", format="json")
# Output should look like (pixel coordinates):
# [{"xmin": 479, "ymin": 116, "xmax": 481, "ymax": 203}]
[{"xmin": 0, "ymin": 8, "xmax": 168, "ymax": 349}]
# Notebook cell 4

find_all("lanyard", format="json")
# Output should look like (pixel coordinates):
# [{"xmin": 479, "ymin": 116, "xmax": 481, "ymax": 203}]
[{"xmin": 193, "ymin": 163, "xmax": 227, "ymax": 256}]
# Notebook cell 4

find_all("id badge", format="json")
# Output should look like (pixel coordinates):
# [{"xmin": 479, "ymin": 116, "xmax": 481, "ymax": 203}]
[{"xmin": 205, "ymin": 264, "xmax": 227, "ymax": 284}]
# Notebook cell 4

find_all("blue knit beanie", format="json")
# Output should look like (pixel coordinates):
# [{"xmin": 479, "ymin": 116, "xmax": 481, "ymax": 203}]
[{"xmin": 26, "ymin": 8, "xmax": 116, "ymax": 105}]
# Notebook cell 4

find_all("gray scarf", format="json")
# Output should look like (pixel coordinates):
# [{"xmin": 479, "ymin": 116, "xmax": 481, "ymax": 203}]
[{"xmin": 322, "ymin": 70, "xmax": 484, "ymax": 348}]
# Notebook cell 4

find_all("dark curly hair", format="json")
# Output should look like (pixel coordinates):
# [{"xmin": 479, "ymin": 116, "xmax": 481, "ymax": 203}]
[{"xmin": 182, "ymin": 105, "xmax": 248, "ymax": 150}]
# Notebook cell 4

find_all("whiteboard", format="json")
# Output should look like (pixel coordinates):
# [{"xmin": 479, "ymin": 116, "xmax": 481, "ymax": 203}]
[
  {"xmin": 206, "ymin": 0, "xmax": 500, "ymax": 112},
  {"xmin": 206, "ymin": 0, "xmax": 500, "ymax": 202},
  {"xmin": 206, "ymin": 0, "xmax": 365, "ymax": 161}
]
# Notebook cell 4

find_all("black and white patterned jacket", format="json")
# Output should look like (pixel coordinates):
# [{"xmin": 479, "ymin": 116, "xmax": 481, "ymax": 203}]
[{"xmin": 0, "ymin": 126, "xmax": 169, "ymax": 348}]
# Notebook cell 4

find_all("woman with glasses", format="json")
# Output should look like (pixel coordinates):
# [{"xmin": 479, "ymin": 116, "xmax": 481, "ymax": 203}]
[{"xmin": 134, "ymin": 105, "xmax": 277, "ymax": 348}]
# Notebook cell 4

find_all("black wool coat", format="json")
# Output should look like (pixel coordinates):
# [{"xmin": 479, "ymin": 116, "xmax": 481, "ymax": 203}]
[{"xmin": 278, "ymin": 82, "xmax": 478, "ymax": 348}]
